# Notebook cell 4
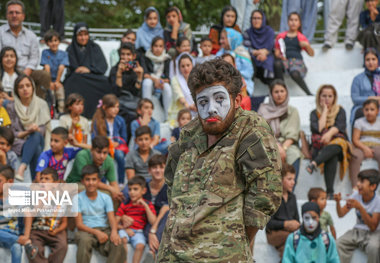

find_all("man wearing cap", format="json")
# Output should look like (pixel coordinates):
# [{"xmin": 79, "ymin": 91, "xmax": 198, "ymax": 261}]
[
  {"xmin": 157, "ymin": 58, "xmax": 282, "ymax": 262},
  {"xmin": 0, "ymin": 0, "xmax": 50, "ymax": 98},
  {"xmin": 282, "ymin": 202, "xmax": 340, "ymax": 263}
]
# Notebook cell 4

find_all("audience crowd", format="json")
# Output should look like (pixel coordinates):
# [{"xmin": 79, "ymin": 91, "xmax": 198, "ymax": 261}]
[{"xmin": 0, "ymin": 0, "xmax": 380, "ymax": 263}]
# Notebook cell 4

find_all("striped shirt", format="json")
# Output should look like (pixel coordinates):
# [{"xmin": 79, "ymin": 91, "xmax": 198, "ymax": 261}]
[{"xmin": 116, "ymin": 199, "xmax": 156, "ymax": 230}]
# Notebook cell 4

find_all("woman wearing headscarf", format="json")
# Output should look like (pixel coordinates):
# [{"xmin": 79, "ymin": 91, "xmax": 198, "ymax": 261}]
[
  {"xmin": 258, "ymin": 79, "xmax": 302, "ymax": 179},
  {"xmin": 209, "ymin": 5, "xmax": 241, "ymax": 55},
  {"xmin": 217, "ymin": 28, "xmax": 254, "ymax": 95},
  {"xmin": 136, "ymin": 7, "xmax": 164, "ymax": 53},
  {"xmin": 243, "ymin": 10, "xmax": 275, "ymax": 85},
  {"xmin": 163, "ymin": 6, "xmax": 197, "ymax": 57},
  {"xmin": 351, "ymin": 48, "xmax": 380, "ymax": 124},
  {"xmin": 64, "ymin": 22, "xmax": 111, "ymax": 118},
  {"xmin": 307, "ymin": 85, "xmax": 351, "ymax": 199},
  {"xmin": 7, "ymin": 75, "xmax": 51, "ymax": 181}
]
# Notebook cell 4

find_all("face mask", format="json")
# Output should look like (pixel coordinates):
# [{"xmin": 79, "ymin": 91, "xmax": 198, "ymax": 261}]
[
  {"xmin": 303, "ymin": 212, "xmax": 319, "ymax": 233},
  {"xmin": 196, "ymin": 85, "xmax": 231, "ymax": 121}
]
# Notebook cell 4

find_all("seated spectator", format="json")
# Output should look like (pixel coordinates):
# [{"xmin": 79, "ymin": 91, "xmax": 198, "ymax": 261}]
[
  {"xmin": 350, "ymin": 99, "xmax": 380, "ymax": 189},
  {"xmin": 243, "ymin": 10, "xmax": 275, "ymax": 85},
  {"xmin": 221, "ymin": 54, "xmax": 251, "ymax": 110},
  {"xmin": 59, "ymin": 93, "xmax": 90, "ymax": 145},
  {"xmin": 92, "ymin": 94, "xmax": 127, "ymax": 185},
  {"xmin": 41, "ymin": 29, "xmax": 69, "ymax": 114},
  {"xmin": 258, "ymin": 80, "xmax": 302, "ymax": 180},
  {"xmin": 0, "ymin": 87, "xmax": 11, "ymax": 127},
  {"xmin": 217, "ymin": 28, "xmax": 254, "ymax": 95},
  {"xmin": 358, "ymin": 0, "xmax": 380, "ymax": 51},
  {"xmin": 142, "ymin": 36, "xmax": 172, "ymax": 120},
  {"xmin": 282, "ymin": 202, "xmax": 340, "ymax": 263},
  {"xmin": 169, "ymin": 37, "xmax": 192, "ymax": 79},
  {"xmin": 116, "ymin": 176, "xmax": 156, "ymax": 263},
  {"xmin": 24, "ymin": 168, "xmax": 68, "ymax": 263},
  {"xmin": 131, "ymin": 99, "xmax": 169, "ymax": 154},
  {"xmin": 307, "ymin": 85, "xmax": 350, "ymax": 199},
  {"xmin": 351, "ymin": 48, "xmax": 380, "ymax": 124},
  {"xmin": 308, "ymin": 187, "xmax": 337, "ymax": 239},
  {"xmin": 280, "ymin": 0, "xmax": 318, "ymax": 41},
  {"xmin": 0, "ymin": 164, "xmax": 38, "ymax": 262},
  {"xmin": 35, "ymin": 127, "xmax": 82, "ymax": 182},
  {"xmin": 0, "ymin": 126, "xmax": 18, "ymax": 170},
  {"xmin": 66, "ymin": 136, "xmax": 124, "ymax": 203},
  {"xmin": 209, "ymin": 5, "xmax": 241, "ymax": 55},
  {"xmin": 110, "ymin": 29, "xmax": 141, "ymax": 67},
  {"xmin": 136, "ymin": 7, "xmax": 164, "ymax": 54},
  {"xmin": 171, "ymin": 109, "xmax": 191, "ymax": 142},
  {"xmin": 168, "ymin": 53, "xmax": 196, "ymax": 123},
  {"xmin": 266, "ymin": 163, "xmax": 300, "ymax": 259},
  {"xmin": 73, "ymin": 165, "xmax": 126, "ymax": 263},
  {"xmin": 109, "ymin": 42, "xmax": 144, "ymax": 128},
  {"xmin": 196, "ymin": 37, "xmax": 216, "ymax": 64},
  {"xmin": 0, "ymin": 0, "xmax": 51, "ymax": 100},
  {"xmin": 7, "ymin": 75, "xmax": 51, "ymax": 181},
  {"xmin": 164, "ymin": 6, "xmax": 197, "ymax": 57},
  {"xmin": 323, "ymin": 0, "xmax": 364, "ymax": 51},
  {"xmin": 125, "ymin": 126, "xmax": 160, "ymax": 180},
  {"xmin": 64, "ymin": 22, "xmax": 111, "ymax": 119},
  {"xmin": 335, "ymin": 169, "xmax": 380, "ymax": 263},
  {"xmin": 0, "ymin": 46, "xmax": 20, "ymax": 104},
  {"xmin": 274, "ymin": 12, "xmax": 314, "ymax": 95},
  {"xmin": 231, "ymin": 0, "xmax": 260, "ymax": 32}
]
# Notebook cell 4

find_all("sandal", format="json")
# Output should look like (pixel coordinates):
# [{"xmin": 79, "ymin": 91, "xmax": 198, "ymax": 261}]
[
  {"xmin": 306, "ymin": 162, "xmax": 316, "ymax": 174},
  {"xmin": 25, "ymin": 242, "xmax": 38, "ymax": 260}
]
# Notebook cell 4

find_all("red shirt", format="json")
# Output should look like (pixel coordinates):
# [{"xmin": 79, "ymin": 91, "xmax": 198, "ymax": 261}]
[{"xmin": 116, "ymin": 199, "xmax": 156, "ymax": 230}]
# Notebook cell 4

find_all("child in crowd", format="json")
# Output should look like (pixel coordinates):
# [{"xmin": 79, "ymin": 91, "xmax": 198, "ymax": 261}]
[
  {"xmin": 282, "ymin": 202, "xmax": 340, "ymax": 263},
  {"xmin": 59, "ymin": 93, "xmax": 90, "ymax": 145},
  {"xmin": 136, "ymin": 7, "xmax": 164, "ymax": 53},
  {"xmin": 25, "ymin": 168, "xmax": 68, "ymax": 263},
  {"xmin": 196, "ymin": 37, "xmax": 216, "ymax": 64},
  {"xmin": 92, "ymin": 94, "xmax": 127, "ymax": 186},
  {"xmin": 308, "ymin": 187, "xmax": 336, "ymax": 239},
  {"xmin": 169, "ymin": 37, "xmax": 192, "ymax": 79},
  {"xmin": 171, "ymin": 109, "xmax": 191, "ymax": 142},
  {"xmin": 350, "ymin": 99, "xmax": 380, "ymax": 189},
  {"xmin": 73, "ymin": 165, "xmax": 126, "ymax": 263},
  {"xmin": 357, "ymin": 0, "xmax": 380, "ymax": 51},
  {"xmin": 335, "ymin": 169, "xmax": 380, "ymax": 263},
  {"xmin": 66, "ymin": 136, "xmax": 124, "ymax": 202},
  {"xmin": 131, "ymin": 99, "xmax": 169, "ymax": 154},
  {"xmin": 274, "ymin": 12, "xmax": 314, "ymax": 95},
  {"xmin": 109, "ymin": 29, "xmax": 139, "ymax": 67},
  {"xmin": 266, "ymin": 163, "xmax": 299, "ymax": 258},
  {"xmin": 116, "ymin": 176, "xmax": 156, "ymax": 263},
  {"xmin": 0, "ymin": 126, "xmax": 18, "ymax": 169},
  {"xmin": 125, "ymin": 126, "xmax": 160, "ymax": 180},
  {"xmin": 164, "ymin": 6, "xmax": 196, "ymax": 57},
  {"xmin": 0, "ymin": 164, "xmax": 38, "ymax": 262},
  {"xmin": 0, "ymin": 87, "xmax": 11, "ymax": 127},
  {"xmin": 142, "ymin": 36, "xmax": 172, "ymax": 120},
  {"xmin": 40, "ymin": 29, "xmax": 69, "ymax": 113},
  {"xmin": 35, "ymin": 127, "xmax": 83, "ymax": 182},
  {"xmin": 0, "ymin": 46, "xmax": 19, "ymax": 104},
  {"xmin": 221, "ymin": 53, "xmax": 251, "ymax": 111}
]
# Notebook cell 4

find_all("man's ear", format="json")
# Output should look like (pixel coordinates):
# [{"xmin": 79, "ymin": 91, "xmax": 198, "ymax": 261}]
[{"xmin": 234, "ymin": 93, "xmax": 242, "ymax": 108}]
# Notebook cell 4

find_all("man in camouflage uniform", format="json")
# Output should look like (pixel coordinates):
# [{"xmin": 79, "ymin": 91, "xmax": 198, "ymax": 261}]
[{"xmin": 157, "ymin": 59, "xmax": 282, "ymax": 262}]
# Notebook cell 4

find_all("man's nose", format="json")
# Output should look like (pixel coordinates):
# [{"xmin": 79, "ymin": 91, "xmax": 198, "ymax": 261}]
[{"xmin": 208, "ymin": 101, "xmax": 218, "ymax": 116}]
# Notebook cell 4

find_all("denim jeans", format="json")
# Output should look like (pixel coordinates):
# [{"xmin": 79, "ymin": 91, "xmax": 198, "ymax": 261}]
[
  {"xmin": 21, "ymin": 132, "xmax": 44, "ymax": 180},
  {"xmin": 114, "ymin": 149, "xmax": 126, "ymax": 184},
  {"xmin": 0, "ymin": 229, "xmax": 22, "ymax": 263}
]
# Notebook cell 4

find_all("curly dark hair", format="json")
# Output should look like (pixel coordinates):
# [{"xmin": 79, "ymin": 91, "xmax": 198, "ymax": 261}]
[{"xmin": 187, "ymin": 58, "xmax": 242, "ymax": 101}]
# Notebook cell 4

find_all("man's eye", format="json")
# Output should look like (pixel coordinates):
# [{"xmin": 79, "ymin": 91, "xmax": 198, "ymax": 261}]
[{"xmin": 199, "ymin": 100, "xmax": 208, "ymax": 106}]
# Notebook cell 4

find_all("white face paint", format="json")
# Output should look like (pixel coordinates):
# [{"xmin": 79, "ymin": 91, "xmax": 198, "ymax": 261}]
[
  {"xmin": 196, "ymin": 85, "xmax": 231, "ymax": 121},
  {"xmin": 303, "ymin": 212, "xmax": 319, "ymax": 233}
]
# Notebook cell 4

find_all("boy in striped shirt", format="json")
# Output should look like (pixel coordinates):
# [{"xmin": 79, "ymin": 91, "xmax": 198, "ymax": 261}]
[{"xmin": 116, "ymin": 175, "xmax": 156, "ymax": 262}]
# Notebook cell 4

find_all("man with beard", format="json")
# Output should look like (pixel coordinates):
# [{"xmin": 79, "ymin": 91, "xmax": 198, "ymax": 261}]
[{"xmin": 157, "ymin": 58, "xmax": 282, "ymax": 262}]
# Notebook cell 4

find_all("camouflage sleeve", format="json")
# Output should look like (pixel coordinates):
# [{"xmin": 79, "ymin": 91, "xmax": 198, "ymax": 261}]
[
  {"xmin": 237, "ymin": 125, "xmax": 282, "ymax": 229},
  {"xmin": 164, "ymin": 142, "xmax": 181, "ymax": 206}
]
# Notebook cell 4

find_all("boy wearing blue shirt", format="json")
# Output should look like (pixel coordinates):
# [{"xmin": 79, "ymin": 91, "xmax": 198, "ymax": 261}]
[
  {"xmin": 36, "ymin": 127, "xmax": 84, "ymax": 182},
  {"xmin": 40, "ymin": 29, "xmax": 69, "ymax": 113},
  {"xmin": 73, "ymin": 164, "xmax": 125, "ymax": 263}
]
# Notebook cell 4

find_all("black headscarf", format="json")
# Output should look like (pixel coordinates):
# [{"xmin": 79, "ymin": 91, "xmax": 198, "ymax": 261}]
[
  {"xmin": 211, "ymin": 5, "xmax": 239, "ymax": 33},
  {"xmin": 300, "ymin": 202, "xmax": 321, "ymax": 240}
]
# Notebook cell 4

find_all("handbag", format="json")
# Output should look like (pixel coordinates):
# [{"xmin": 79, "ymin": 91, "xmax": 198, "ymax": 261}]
[
  {"xmin": 311, "ymin": 129, "xmax": 345, "ymax": 150},
  {"xmin": 113, "ymin": 136, "xmax": 129, "ymax": 155}
]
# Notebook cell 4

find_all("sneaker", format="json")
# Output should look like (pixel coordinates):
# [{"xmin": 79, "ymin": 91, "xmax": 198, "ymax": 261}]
[
  {"xmin": 345, "ymin": 43, "xmax": 354, "ymax": 50},
  {"xmin": 322, "ymin": 44, "xmax": 331, "ymax": 52}
]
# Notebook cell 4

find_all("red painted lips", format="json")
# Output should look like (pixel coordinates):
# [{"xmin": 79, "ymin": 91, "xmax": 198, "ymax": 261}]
[{"xmin": 206, "ymin": 117, "xmax": 220, "ymax": 123}]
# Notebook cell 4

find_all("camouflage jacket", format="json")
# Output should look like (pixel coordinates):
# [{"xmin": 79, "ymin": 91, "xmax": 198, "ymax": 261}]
[{"xmin": 157, "ymin": 108, "xmax": 282, "ymax": 263}]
